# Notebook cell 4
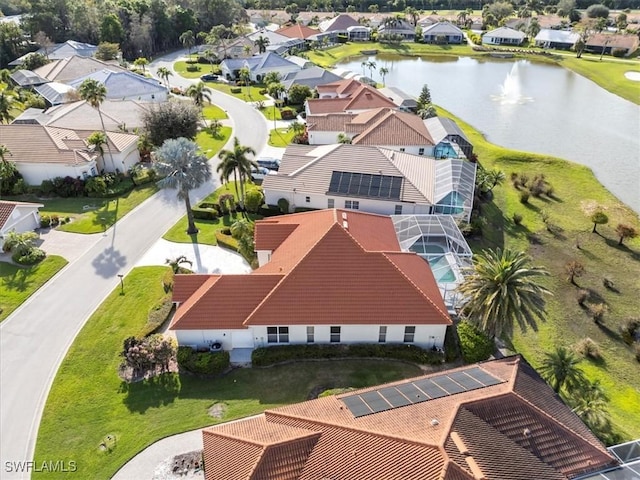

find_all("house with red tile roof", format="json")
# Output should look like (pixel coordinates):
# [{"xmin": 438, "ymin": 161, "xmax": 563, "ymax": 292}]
[
  {"xmin": 170, "ymin": 209, "xmax": 452, "ymax": 359},
  {"xmin": 0, "ymin": 201, "xmax": 43, "ymax": 249},
  {"xmin": 201, "ymin": 355, "xmax": 617, "ymax": 480},
  {"xmin": 306, "ymin": 79, "xmax": 397, "ymax": 115},
  {"xmin": 276, "ymin": 23, "xmax": 321, "ymax": 40}
]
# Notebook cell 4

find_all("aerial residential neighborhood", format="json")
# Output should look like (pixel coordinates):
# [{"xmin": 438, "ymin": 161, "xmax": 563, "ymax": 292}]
[{"xmin": 1, "ymin": 1, "xmax": 639, "ymax": 479}]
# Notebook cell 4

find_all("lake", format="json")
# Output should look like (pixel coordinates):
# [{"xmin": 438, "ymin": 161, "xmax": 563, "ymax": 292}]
[{"xmin": 337, "ymin": 55, "xmax": 640, "ymax": 214}]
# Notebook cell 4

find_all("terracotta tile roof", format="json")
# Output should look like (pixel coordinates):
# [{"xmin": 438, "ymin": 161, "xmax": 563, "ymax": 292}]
[
  {"xmin": 351, "ymin": 108, "xmax": 435, "ymax": 146},
  {"xmin": 170, "ymin": 274, "xmax": 284, "ymax": 330},
  {"xmin": 308, "ymin": 82, "xmax": 397, "ymax": 114},
  {"xmin": 305, "ymin": 113, "xmax": 356, "ymax": 131},
  {"xmin": 202, "ymin": 356, "xmax": 615, "ymax": 479},
  {"xmin": 0, "ymin": 125, "xmax": 96, "ymax": 165},
  {"xmin": 276, "ymin": 24, "xmax": 320, "ymax": 39},
  {"xmin": 587, "ymin": 33, "xmax": 640, "ymax": 51},
  {"xmin": 316, "ymin": 78, "xmax": 362, "ymax": 96},
  {"xmin": 171, "ymin": 209, "xmax": 451, "ymax": 331}
]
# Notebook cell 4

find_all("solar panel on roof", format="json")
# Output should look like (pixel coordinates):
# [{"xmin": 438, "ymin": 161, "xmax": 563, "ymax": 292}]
[
  {"xmin": 467, "ymin": 368, "xmax": 502, "ymax": 387},
  {"xmin": 448, "ymin": 370, "xmax": 485, "ymax": 390},
  {"xmin": 432, "ymin": 375, "xmax": 466, "ymax": 395},
  {"xmin": 360, "ymin": 391, "xmax": 391, "ymax": 414},
  {"xmin": 378, "ymin": 387, "xmax": 412, "ymax": 408},
  {"xmin": 395, "ymin": 383, "xmax": 428, "ymax": 404},
  {"xmin": 414, "ymin": 379, "xmax": 448, "ymax": 399},
  {"xmin": 342, "ymin": 395, "xmax": 373, "ymax": 418},
  {"xmin": 327, "ymin": 171, "xmax": 403, "ymax": 200}
]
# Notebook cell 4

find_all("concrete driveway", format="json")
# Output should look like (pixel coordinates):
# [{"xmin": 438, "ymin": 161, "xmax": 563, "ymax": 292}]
[{"xmin": 0, "ymin": 50, "xmax": 267, "ymax": 480}]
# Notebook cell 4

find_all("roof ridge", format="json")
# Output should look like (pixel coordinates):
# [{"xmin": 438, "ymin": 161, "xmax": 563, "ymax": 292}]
[
  {"xmin": 381, "ymin": 251, "xmax": 451, "ymax": 323},
  {"xmin": 169, "ymin": 276, "xmax": 220, "ymax": 329},
  {"xmin": 383, "ymin": 148, "xmax": 435, "ymax": 202}
]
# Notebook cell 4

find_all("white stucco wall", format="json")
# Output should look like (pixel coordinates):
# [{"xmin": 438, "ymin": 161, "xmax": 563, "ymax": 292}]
[
  {"xmin": 307, "ymin": 133, "xmax": 436, "ymax": 157},
  {"xmin": 264, "ymin": 189, "xmax": 432, "ymax": 216},
  {"xmin": 17, "ymin": 161, "xmax": 97, "ymax": 186},
  {"xmin": 0, "ymin": 205, "xmax": 41, "ymax": 247},
  {"xmin": 174, "ymin": 329, "xmax": 247, "ymax": 350}
]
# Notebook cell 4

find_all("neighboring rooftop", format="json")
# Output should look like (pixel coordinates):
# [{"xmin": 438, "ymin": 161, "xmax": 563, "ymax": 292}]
[
  {"xmin": 67, "ymin": 69, "xmax": 166, "ymax": 99},
  {"xmin": 318, "ymin": 13, "xmax": 360, "ymax": 32},
  {"xmin": 276, "ymin": 23, "xmax": 320, "ymax": 39},
  {"xmin": 9, "ymin": 69, "xmax": 49, "ymax": 87},
  {"xmin": 0, "ymin": 201, "xmax": 43, "ymax": 231},
  {"xmin": 202, "ymin": 355, "xmax": 616, "ymax": 480},
  {"xmin": 33, "ymin": 56, "xmax": 128, "ymax": 84},
  {"xmin": 9, "ymin": 40, "xmax": 97, "ymax": 66},
  {"xmin": 308, "ymin": 80, "xmax": 397, "ymax": 114}
]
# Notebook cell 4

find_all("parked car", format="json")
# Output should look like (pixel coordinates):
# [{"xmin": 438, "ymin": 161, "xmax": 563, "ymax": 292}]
[
  {"xmin": 256, "ymin": 158, "xmax": 281, "ymax": 171},
  {"xmin": 250, "ymin": 166, "xmax": 271, "ymax": 182},
  {"xmin": 200, "ymin": 74, "xmax": 219, "ymax": 82}
]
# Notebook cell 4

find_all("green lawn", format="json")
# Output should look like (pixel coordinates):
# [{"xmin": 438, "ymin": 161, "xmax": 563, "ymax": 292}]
[
  {"xmin": 268, "ymin": 128, "xmax": 295, "ymax": 147},
  {"xmin": 33, "ymin": 266, "xmax": 422, "ymax": 479},
  {"xmin": 163, "ymin": 212, "xmax": 261, "ymax": 245},
  {"xmin": 207, "ymin": 83, "xmax": 268, "ymax": 102},
  {"xmin": 0, "ymin": 256, "xmax": 68, "ymax": 322},
  {"xmin": 31, "ymin": 184, "xmax": 158, "ymax": 234},
  {"xmin": 202, "ymin": 103, "xmax": 228, "ymax": 120},
  {"xmin": 173, "ymin": 60, "xmax": 220, "ymax": 79},
  {"xmin": 195, "ymin": 126, "xmax": 232, "ymax": 157},
  {"xmin": 438, "ymin": 106, "xmax": 640, "ymax": 441},
  {"xmin": 261, "ymin": 104, "xmax": 282, "ymax": 121}
]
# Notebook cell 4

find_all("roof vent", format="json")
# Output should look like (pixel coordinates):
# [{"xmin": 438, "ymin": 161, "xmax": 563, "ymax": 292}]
[
  {"xmin": 430, "ymin": 418, "xmax": 439, "ymax": 427},
  {"xmin": 342, "ymin": 212, "xmax": 347, "ymax": 220},
  {"xmin": 342, "ymin": 220, "xmax": 348, "ymax": 230},
  {"xmin": 523, "ymin": 428, "xmax": 531, "ymax": 438}
]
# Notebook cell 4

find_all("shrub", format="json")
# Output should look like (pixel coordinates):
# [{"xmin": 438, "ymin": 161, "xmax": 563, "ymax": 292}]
[
  {"xmin": 577, "ymin": 289, "xmax": 589, "ymax": 306},
  {"xmin": 443, "ymin": 325, "xmax": 460, "ymax": 363},
  {"xmin": 457, "ymin": 320, "xmax": 494, "ymax": 363},
  {"xmin": 635, "ymin": 343, "xmax": 640, "ymax": 363},
  {"xmin": 611, "ymin": 48, "xmax": 626, "ymax": 58},
  {"xmin": 512, "ymin": 212, "xmax": 523, "ymax": 225},
  {"xmin": 13, "ymin": 247, "xmax": 46, "ymax": 265},
  {"xmin": 575, "ymin": 337, "xmax": 601, "ymax": 360},
  {"xmin": 519, "ymin": 190, "xmax": 530, "ymax": 204},
  {"xmin": 260, "ymin": 205, "xmax": 283, "ymax": 217},
  {"xmin": 277, "ymin": 197, "xmax": 290, "ymax": 213},
  {"xmin": 39, "ymin": 180, "xmax": 55, "ymax": 195},
  {"xmin": 85, "ymin": 176, "xmax": 108, "ymax": 197},
  {"xmin": 40, "ymin": 215, "xmax": 51, "ymax": 228},
  {"xmin": 12, "ymin": 179, "xmax": 27, "ymax": 195},
  {"xmin": 162, "ymin": 269, "xmax": 174, "ymax": 293},
  {"xmin": 545, "ymin": 185, "xmax": 554, "ymax": 197},
  {"xmin": 602, "ymin": 276, "xmax": 616, "ymax": 291},
  {"xmin": 230, "ymin": 87, "xmax": 242, "ymax": 94},
  {"xmin": 251, "ymin": 343, "xmax": 444, "ymax": 367},
  {"xmin": 177, "ymin": 347, "xmax": 230, "ymax": 375},
  {"xmin": 186, "ymin": 64, "xmax": 200, "ymax": 72},
  {"xmin": 192, "ymin": 208, "xmax": 218, "ymax": 220},
  {"xmin": 518, "ymin": 173, "xmax": 529, "ymax": 187},
  {"xmin": 619, "ymin": 318, "xmax": 640, "ymax": 345},
  {"xmin": 589, "ymin": 303, "xmax": 608, "ymax": 324},
  {"xmin": 215, "ymin": 231, "xmax": 238, "ymax": 252},
  {"xmin": 50, "ymin": 214, "xmax": 59, "ymax": 226},
  {"xmin": 280, "ymin": 108, "xmax": 296, "ymax": 120},
  {"xmin": 139, "ymin": 296, "xmax": 173, "ymax": 337}
]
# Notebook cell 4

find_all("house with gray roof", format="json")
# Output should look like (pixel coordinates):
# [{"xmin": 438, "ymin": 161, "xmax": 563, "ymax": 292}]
[
  {"xmin": 482, "ymin": 27, "xmax": 526, "ymax": 46},
  {"xmin": 219, "ymin": 52, "xmax": 301, "ymax": 82},
  {"xmin": 378, "ymin": 18, "xmax": 415, "ymax": 41},
  {"xmin": 9, "ymin": 40, "xmax": 97, "ymax": 67},
  {"xmin": 68, "ymin": 70, "xmax": 167, "ymax": 102},
  {"xmin": 247, "ymin": 29, "xmax": 304, "ymax": 56},
  {"xmin": 33, "ymin": 55, "xmax": 128, "ymax": 84},
  {"xmin": 422, "ymin": 22, "xmax": 465, "ymax": 44},
  {"xmin": 319, "ymin": 14, "xmax": 360, "ymax": 34},
  {"xmin": 379, "ymin": 86, "xmax": 418, "ymax": 112},
  {"xmin": 262, "ymin": 143, "xmax": 476, "ymax": 220},
  {"xmin": 9, "ymin": 70, "xmax": 49, "ymax": 88},
  {"xmin": 33, "ymin": 82, "xmax": 75, "ymax": 106},
  {"xmin": 534, "ymin": 29, "xmax": 579, "ymax": 49},
  {"xmin": 281, "ymin": 66, "xmax": 343, "ymax": 91},
  {"xmin": 424, "ymin": 116, "xmax": 474, "ymax": 159}
]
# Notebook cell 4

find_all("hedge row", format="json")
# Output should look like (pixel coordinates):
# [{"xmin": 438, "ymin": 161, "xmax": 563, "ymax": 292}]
[
  {"xmin": 139, "ymin": 296, "xmax": 174, "ymax": 337},
  {"xmin": 251, "ymin": 343, "xmax": 444, "ymax": 367},
  {"xmin": 457, "ymin": 320, "xmax": 494, "ymax": 363},
  {"xmin": 177, "ymin": 346, "xmax": 230, "ymax": 375}
]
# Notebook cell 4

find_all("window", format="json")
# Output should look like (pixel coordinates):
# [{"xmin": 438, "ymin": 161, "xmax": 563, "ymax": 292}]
[
  {"xmin": 307, "ymin": 326, "xmax": 314, "ymax": 343},
  {"xmin": 418, "ymin": 148, "xmax": 425, "ymax": 156},
  {"xmin": 394, "ymin": 205, "xmax": 403, "ymax": 215},
  {"xmin": 330, "ymin": 326, "xmax": 341, "ymax": 343},
  {"xmin": 327, "ymin": 198, "xmax": 335, "ymax": 208},
  {"xmin": 305, "ymin": 196, "xmax": 310, "ymax": 203},
  {"xmin": 404, "ymin": 326, "xmax": 416, "ymax": 343},
  {"xmin": 344, "ymin": 200, "xmax": 359, "ymax": 210},
  {"xmin": 267, "ymin": 326, "xmax": 289, "ymax": 343},
  {"xmin": 378, "ymin": 326, "xmax": 387, "ymax": 343}
]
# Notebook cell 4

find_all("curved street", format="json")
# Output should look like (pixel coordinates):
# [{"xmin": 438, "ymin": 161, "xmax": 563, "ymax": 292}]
[{"xmin": 0, "ymin": 50, "xmax": 267, "ymax": 479}]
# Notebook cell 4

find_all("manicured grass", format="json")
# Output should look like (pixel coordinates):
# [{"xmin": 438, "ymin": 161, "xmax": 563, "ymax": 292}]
[
  {"xmin": 33, "ymin": 266, "xmax": 422, "ymax": 479},
  {"xmin": 173, "ymin": 60, "xmax": 220, "ymax": 79},
  {"xmin": 36, "ymin": 184, "xmax": 158, "ymax": 234},
  {"xmin": 163, "ymin": 212, "xmax": 261, "ymax": 245},
  {"xmin": 268, "ymin": 127, "xmax": 295, "ymax": 147},
  {"xmin": 437, "ymin": 106, "xmax": 640, "ymax": 441},
  {"xmin": 195, "ymin": 126, "xmax": 232, "ymax": 157},
  {"xmin": 207, "ymin": 83, "xmax": 268, "ymax": 102},
  {"xmin": 0, "ymin": 256, "xmax": 68, "ymax": 322},
  {"xmin": 202, "ymin": 103, "xmax": 228, "ymax": 120},
  {"xmin": 261, "ymin": 104, "xmax": 282, "ymax": 120}
]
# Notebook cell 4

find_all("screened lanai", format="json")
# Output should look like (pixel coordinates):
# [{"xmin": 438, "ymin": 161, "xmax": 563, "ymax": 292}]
[
  {"xmin": 433, "ymin": 159, "xmax": 477, "ymax": 222},
  {"xmin": 392, "ymin": 215, "xmax": 472, "ymax": 311}
]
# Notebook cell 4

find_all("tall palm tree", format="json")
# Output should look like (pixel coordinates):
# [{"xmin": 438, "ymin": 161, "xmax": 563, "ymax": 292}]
[
  {"xmin": 217, "ymin": 137, "xmax": 257, "ymax": 208},
  {"xmin": 254, "ymin": 35, "xmax": 270, "ymax": 54},
  {"xmin": 458, "ymin": 248, "xmax": 551, "ymax": 339},
  {"xmin": 238, "ymin": 66, "xmax": 251, "ymax": 99},
  {"xmin": 538, "ymin": 346, "xmax": 587, "ymax": 394},
  {"xmin": 379, "ymin": 67, "xmax": 389, "ymax": 85},
  {"xmin": 86, "ymin": 131, "xmax": 107, "ymax": 165},
  {"xmin": 0, "ymin": 91, "xmax": 16, "ymax": 124},
  {"xmin": 180, "ymin": 30, "xmax": 196, "ymax": 59},
  {"xmin": 78, "ymin": 79, "xmax": 116, "ymax": 171},
  {"xmin": 186, "ymin": 82, "xmax": 212, "ymax": 108},
  {"xmin": 366, "ymin": 60, "xmax": 377, "ymax": 79},
  {"xmin": 569, "ymin": 380, "xmax": 610, "ymax": 430},
  {"xmin": 133, "ymin": 57, "xmax": 149, "ymax": 74},
  {"xmin": 157, "ymin": 66, "xmax": 173, "ymax": 89},
  {"xmin": 154, "ymin": 137, "xmax": 212, "ymax": 235}
]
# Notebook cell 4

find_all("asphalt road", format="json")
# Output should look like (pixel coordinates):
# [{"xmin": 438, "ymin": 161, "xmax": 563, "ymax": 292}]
[{"xmin": 0, "ymin": 50, "xmax": 267, "ymax": 479}]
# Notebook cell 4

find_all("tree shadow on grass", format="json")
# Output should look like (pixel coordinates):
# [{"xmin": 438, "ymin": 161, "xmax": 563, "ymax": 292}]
[
  {"xmin": 595, "ymin": 322, "xmax": 622, "ymax": 344},
  {"xmin": 1, "ymin": 267, "xmax": 35, "ymax": 292},
  {"xmin": 603, "ymin": 237, "xmax": 640, "ymax": 263},
  {"xmin": 120, "ymin": 373, "xmax": 182, "ymax": 413},
  {"xmin": 91, "ymin": 198, "xmax": 119, "ymax": 231}
]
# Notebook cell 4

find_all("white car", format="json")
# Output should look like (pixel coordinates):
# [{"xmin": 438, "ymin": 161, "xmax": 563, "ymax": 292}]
[{"xmin": 250, "ymin": 166, "xmax": 271, "ymax": 181}]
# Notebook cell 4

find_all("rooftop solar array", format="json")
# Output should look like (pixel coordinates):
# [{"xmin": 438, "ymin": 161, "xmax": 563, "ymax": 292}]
[
  {"xmin": 328, "ymin": 171, "xmax": 403, "ymax": 200},
  {"xmin": 341, "ymin": 366, "xmax": 504, "ymax": 418}
]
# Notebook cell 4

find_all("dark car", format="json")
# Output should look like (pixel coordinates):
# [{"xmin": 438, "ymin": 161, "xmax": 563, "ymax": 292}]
[
  {"xmin": 256, "ymin": 158, "xmax": 281, "ymax": 171},
  {"xmin": 200, "ymin": 74, "xmax": 218, "ymax": 82}
]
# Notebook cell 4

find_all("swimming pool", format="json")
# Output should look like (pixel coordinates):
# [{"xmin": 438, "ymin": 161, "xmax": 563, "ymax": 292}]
[{"xmin": 409, "ymin": 242, "xmax": 457, "ymax": 283}]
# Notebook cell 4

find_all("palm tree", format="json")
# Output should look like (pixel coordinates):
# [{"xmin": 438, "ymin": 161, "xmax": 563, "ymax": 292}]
[
  {"xmin": 0, "ymin": 91, "xmax": 16, "ymax": 124},
  {"xmin": 379, "ymin": 67, "xmax": 389, "ymax": 85},
  {"xmin": 243, "ymin": 44, "xmax": 252, "ymax": 57},
  {"xmin": 217, "ymin": 137, "xmax": 257, "ymax": 208},
  {"xmin": 186, "ymin": 82, "xmax": 212, "ymax": 108},
  {"xmin": 0, "ymin": 144, "xmax": 10, "ymax": 162},
  {"xmin": 165, "ymin": 255, "xmax": 193, "ymax": 273},
  {"xmin": 157, "ymin": 67, "xmax": 173, "ymax": 89},
  {"xmin": 570, "ymin": 380, "xmax": 610, "ymax": 430},
  {"xmin": 78, "ymin": 79, "xmax": 116, "ymax": 171},
  {"xmin": 180, "ymin": 30, "xmax": 196, "ymax": 59},
  {"xmin": 230, "ymin": 218, "xmax": 254, "ymax": 239},
  {"xmin": 254, "ymin": 35, "xmax": 270, "ymax": 54},
  {"xmin": 458, "ymin": 248, "xmax": 552, "ymax": 339},
  {"xmin": 86, "ymin": 131, "xmax": 107, "ymax": 165},
  {"xmin": 538, "ymin": 346, "xmax": 587, "ymax": 394},
  {"xmin": 238, "ymin": 66, "xmax": 251, "ymax": 99},
  {"xmin": 154, "ymin": 137, "xmax": 212, "ymax": 235},
  {"xmin": 289, "ymin": 121, "xmax": 306, "ymax": 142},
  {"xmin": 366, "ymin": 60, "xmax": 377, "ymax": 79},
  {"xmin": 133, "ymin": 57, "xmax": 149, "ymax": 74}
]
